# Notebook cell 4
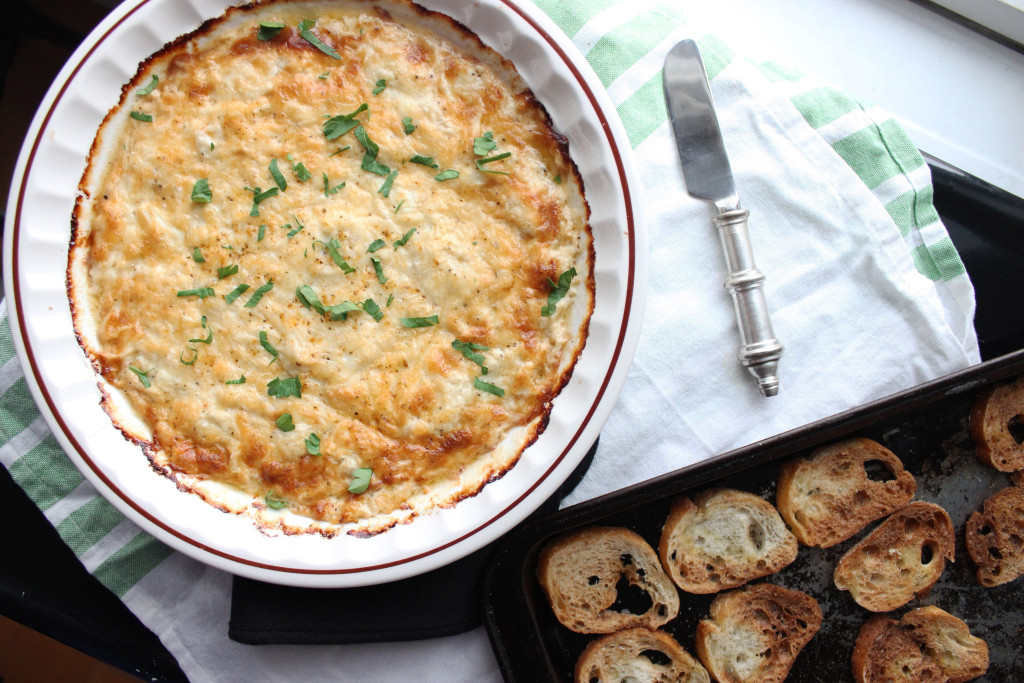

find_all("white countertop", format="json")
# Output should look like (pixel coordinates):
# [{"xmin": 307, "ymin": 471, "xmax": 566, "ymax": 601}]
[{"xmin": 698, "ymin": 0, "xmax": 1024, "ymax": 199}]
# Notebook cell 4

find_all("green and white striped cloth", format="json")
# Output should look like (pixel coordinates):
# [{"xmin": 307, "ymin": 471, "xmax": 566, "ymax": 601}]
[{"xmin": 0, "ymin": 2, "xmax": 979, "ymax": 681}]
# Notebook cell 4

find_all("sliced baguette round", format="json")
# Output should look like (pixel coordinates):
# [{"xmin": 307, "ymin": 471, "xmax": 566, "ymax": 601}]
[
  {"xmin": 852, "ymin": 606, "xmax": 989, "ymax": 683},
  {"xmin": 695, "ymin": 583, "xmax": 822, "ymax": 683},
  {"xmin": 970, "ymin": 375, "xmax": 1024, "ymax": 472},
  {"xmin": 574, "ymin": 627, "xmax": 710, "ymax": 683},
  {"xmin": 777, "ymin": 437, "xmax": 916, "ymax": 548},
  {"xmin": 658, "ymin": 488, "xmax": 798, "ymax": 594},
  {"xmin": 833, "ymin": 501, "xmax": 955, "ymax": 612},
  {"xmin": 537, "ymin": 526, "xmax": 680, "ymax": 634},
  {"xmin": 965, "ymin": 484, "xmax": 1024, "ymax": 587}
]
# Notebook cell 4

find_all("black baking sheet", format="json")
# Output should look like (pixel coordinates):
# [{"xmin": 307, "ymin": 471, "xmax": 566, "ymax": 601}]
[{"xmin": 483, "ymin": 350, "xmax": 1024, "ymax": 682}]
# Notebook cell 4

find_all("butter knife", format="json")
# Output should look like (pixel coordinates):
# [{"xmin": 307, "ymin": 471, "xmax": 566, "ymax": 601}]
[{"xmin": 663, "ymin": 39, "xmax": 783, "ymax": 397}]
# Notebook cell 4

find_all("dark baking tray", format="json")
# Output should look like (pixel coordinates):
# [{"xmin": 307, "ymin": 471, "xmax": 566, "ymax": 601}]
[{"xmin": 483, "ymin": 348, "xmax": 1024, "ymax": 682}]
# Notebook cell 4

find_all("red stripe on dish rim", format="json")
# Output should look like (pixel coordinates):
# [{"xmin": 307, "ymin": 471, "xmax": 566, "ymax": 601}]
[{"xmin": 11, "ymin": 0, "xmax": 637, "ymax": 575}]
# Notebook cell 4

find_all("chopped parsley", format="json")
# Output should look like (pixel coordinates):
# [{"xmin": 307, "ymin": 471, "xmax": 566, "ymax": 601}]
[
  {"xmin": 409, "ymin": 155, "xmax": 438, "ymax": 169},
  {"xmin": 355, "ymin": 126, "xmax": 391, "ymax": 177},
  {"xmin": 226, "ymin": 375, "xmax": 247, "ymax": 385},
  {"xmin": 323, "ymin": 103, "xmax": 368, "ymax": 140},
  {"xmin": 217, "ymin": 264, "xmax": 238, "ymax": 279},
  {"xmin": 325, "ymin": 301, "xmax": 360, "ymax": 321},
  {"xmin": 295, "ymin": 284, "xmax": 326, "ymax": 315},
  {"xmin": 401, "ymin": 315, "xmax": 439, "ymax": 328},
  {"xmin": 256, "ymin": 21, "xmax": 285, "ymax": 41},
  {"xmin": 136, "ymin": 74, "xmax": 159, "ymax": 96},
  {"xmin": 362, "ymin": 298, "xmax": 384, "ymax": 322},
  {"xmin": 296, "ymin": 19, "xmax": 341, "ymax": 59},
  {"xmin": 188, "ymin": 322, "xmax": 213, "ymax": 344},
  {"xmin": 286, "ymin": 216, "xmax": 305, "ymax": 238},
  {"xmin": 476, "ymin": 152, "xmax": 511, "ymax": 175},
  {"xmin": 276, "ymin": 413, "xmax": 295, "ymax": 432},
  {"xmin": 367, "ymin": 238, "xmax": 386, "ymax": 253},
  {"xmin": 292, "ymin": 160, "xmax": 312, "ymax": 182},
  {"xmin": 434, "ymin": 169, "xmax": 459, "ymax": 181},
  {"xmin": 348, "ymin": 467, "xmax": 372, "ymax": 494},
  {"xmin": 264, "ymin": 491, "xmax": 287, "ymax": 509},
  {"xmin": 474, "ymin": 377, "xmax": 505, "ymax": 397},
  {"xmin": 401, "ymin": 117, "xmax": 416, "ymax": 135},
  {"xmin": 541, "ymin": 267, "xmax": 577, "ymax": 317},
  {"xmin": 323, "ymin": 172, "xmax": 345, "ymax": 196},
  {"xmin": 371, "ymin": 256, "xmax": 387, "ymax": 284},
  {"xmin": 393, "ymin": 227, "xmax": 416, "ymax": 250},
  {"xmin": 192, "ymin": 247, "xmax": 205, "ymax": 263},
  {"xmin": 191, "ymin": 178, "xmax": 212, "ymax": 203},
  {"xmin": 269, "ymin": 158, "xmax": 287, "ymax": 191},
  {"xmin": 177, "ymin": 287, "xmax": 215, "ymax": 299},
  {"xmin": 320, "ymin": 238, "xmax": 356, "ymax": 273},
  {"xmin": 224, "ymin": 284, "xmax": 250, "ymax": 304},
  {"xmin": 305, "ymin": 433, "xmax": 321, "ymax": 455},
  {"xmin": 372, "ymin": 78, "xmax": 387, "ymax": 95},
  {"xmin": 473, "ymin": 131, "xmax": 498, "ymax": 156},
  {"xmin": 243, "ymin": 281, "xmax": 274, "ymax": 307},
  {"xmin": 318, "ymin": 71, "xmax": 330, "ymax": 80},
  {"xmin": 179, "ymin": 347, "xmax": 198, "ymax": 365},
  {"xmin": 267, "ymin": 376, "xmax": 302, "ymax": 399},
  {"xmin": 129, "ymin": 110, "xmax": 153, "ymax": 123},
  {"xmin": 257, "ymin": 224, "xmax": 266, "ymax": 241},
  {"xmin": 259, "ymin": 331, "xmax": 279, "ymax": 364},
  {"xmin": 452, "ymin": 339, "xmax": 490, "ymax": 373},
  {"xmin": 378, "ymin": 170, "xmax": 398, "ymax": 197},
  {"xmin": 245, "ymin": 186, "xmax": 279, "ymax": 216},
  {"xmin": 129, "ymin": 366, "xmax": 153, "ymax": 388}
]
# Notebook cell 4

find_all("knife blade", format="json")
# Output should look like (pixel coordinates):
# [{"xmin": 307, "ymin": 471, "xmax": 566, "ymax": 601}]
[{"xmin": 664, "ymin": 39, "xmax": 783, "ymax": 397}]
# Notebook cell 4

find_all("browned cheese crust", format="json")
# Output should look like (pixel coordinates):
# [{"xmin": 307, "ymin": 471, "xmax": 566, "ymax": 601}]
[
  {"xmin": 970, "ymin": 375, "xmax": 1024, "ymax": 473},
  {"xmin": 777, "ymin": 437, "xmax": 916, "ymax": 548},
  {"xmin": 965, "ymin": 484, "xmax": 1024, "ymax": 587},
  {"xmin": 67, "ymin": 0, "xmax": 593, "ymax": 532},
  {"xmin": 574, "ymin": 627, "xmax": 710, "ymax": 683},
  {"xmin": 833, "ymin": 502, "xmax": 955, "ymax": 612}
]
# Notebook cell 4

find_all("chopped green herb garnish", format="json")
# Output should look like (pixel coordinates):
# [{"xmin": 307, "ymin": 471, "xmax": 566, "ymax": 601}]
[
  {"xmin": 541, "ymin": 267, "xmax": 577, "ymax": 317},
  {"xmin": 371, "ymin": 256, "xmax": 387, "ymax": 284},
  {"xmin": 378, "ymin": 169, "xmax": 398, "ymax": 197},
  {"xmin": 322, "ymin": 172, "xmax": 345, "ymax": 196},
  {"xmin": 474, "ymin": 376, "xmax": 505, "ymax": 397},
  {"xmin": 259, "ymin": 330, "xmax": 279, "ymax": 364},
  {"xmin": 129, "ymin": 366, "xmax": 153, "ymax": 388},
  {"xmin": 177, "ymin": 287, "xmax": 215, "ymax": 299},
  {"xmin": 189, "ymin": 327, "xmax": 213, "ymax": 344},
  {"xmin": 287, "ymin": 220, "xmax": 305, "ymax": 238},
  {"xmin": 264, "ymin": 491, "xmax": 287, "ymax": 509},
  {"xmin": 191, "ymin": 178, "xmax": 212, "ymax": 203},
  {"xmin": 267, "ymin": 376, "xmax": 302, "ymax": 398},
  {"xmin": 192, "ymin": 247, "xmax": 205, "ymax": 263},
  {"xmin": 318, "ymin": 71, "xmax": 330, "ymax": 80},
  {"xmin": 452, "ymin": 339, "xmax": 490, "ymax": 373},
  {"xmin": 473, "ymin": 131, "xmax": 497, "ymax": 156},
  {"xmin": 348, "ymin": 467, "xmax": 372, "ymax": 494},
  {"xmin": 297, "ymin": 19, "xmax": 341, "ymax": 59},
  {"xmin": 136, "ymin": 74, "xmax": 159, "ymax": 96},
  {"xmin": 292, "ymin": 161, "xmax": 312, "ymax": 182},
  {"xmin": 554, "ymin": 174, "xmax": 563, "ymax": 184},
  {"xmin": 245, "ymin": 186, "xmax": 279, "ymax": 217},
  {"xmin": 179, "ymin": 347, "xmax": 198, "ymax": 365},
  {"xmin": 224, "ymin": 284, "xmax": 250, "ymax": 304},
  {"xmin": 394, "ymin": 200, "xmax": 404, "ymax": 213},
  {"xmin": 476, "ymin": 152, "xmax": 511, "ymax": 175},
  {"xmin": 323, "ymin": 103, "xmax": 368, "ymax": 140},
  {"xmin": 296, "ymin": 284, "xmax": 326, "ymax": 315},
  {"xmin": 435, "ymin": 169, "xmax": 459, "ymax": 181},
  {"xmin": 321, "ymin": 238, "xmax": 356, "ymax": 273},
  {"xmin": 372, "ymin": 78, "xmax": 387, "ymax": 95},
  {"xmin": 130, "ymin": 111, "xmax": 153, "ymax": 122},
  {"xmin": 402, "ymin": 117, "xmax": 415, "ymax": 135},
  {"xmin": 362, "ymin": 298, "xmax": 384, "ymax": 322},
  {"xmin": 276, "ymin": 413, "xmax": 295, "ymax": 431},
  {"xmin": 409, "ymin": 155, "xmax": 438, "ymax": 169},
  {"xmin": 269, "ymin": 158, "xmax": 287, "ymax": 191},
  {"xmin": 386, "ymin": 293, "xmax": 394, "ymax": 307},
  {"xmin": 328, "ymin": 146, "xmax": 351, "ymax": 156},
  {"xmin": 243, "ymin": 281, "xmax": 274, "ymax": 307},
  {"xmin": 257, "ymin": 224, "xmax": 266, "ymax": 241},
  {"xmin": 217, "ymin": 264, "xmax": 238, "ymax": 279},
  {"xmin": 257, "ymin": 21, "xmax": 285, "ymax": 41},
  {"xmin": 354, "ymin": 125, "xmax": 389, "ymax": 175},
  {"xmin": 325, "ymin": 301, "xmax": 360, "ymax": 321},
  {"xmin": 393, "ymin": 227, "xmax": 416, "ymax": 249},
  {"xmin": 367, "ymin": 238, "xmax": 387, "ymax": 253},
  {"xmin": 226, "ymin": 375, "xmax": 246, "ymax": 385},
  {"xmin": 401, "ymin": 315, "xmax": 439, "ymax": 328},
  {"xmin": 305, "ymin": 432, "xmax": 321, "ymax": 455}
]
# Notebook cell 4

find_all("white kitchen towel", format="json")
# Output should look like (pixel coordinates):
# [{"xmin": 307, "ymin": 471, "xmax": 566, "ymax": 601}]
[{"xmin": 0, "ymin": 2, "xmax": 980, "ymax": 681}]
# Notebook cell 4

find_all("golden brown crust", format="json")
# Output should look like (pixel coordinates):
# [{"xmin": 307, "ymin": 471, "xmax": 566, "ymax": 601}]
[
  {"xmin": 970, "ymin": 375, "xmax": 1024, "ymax": 472},
  {"xmin": 67, "ymin": 0, "xmax": 592, "ymax": 532},
  {"xmin": 574, "ymin": 627, "xmax": 710, "ymax": 683},
  {"xmin": 537, "ymin": 526, "xmax": 680, "ymax": 634},
  {"xmin": 965, "ymin": 484, "xmax": 1024, "ymax": 587},
  {"xmin": 777, "ymin": 437, "xmax": 916, "ymax": 548},
  {"xmin": 695, "ymin": 583, "xmax": 822, "ymax": 683},
  {"xmin": 833, "ymin": 502, "xmax": 955, "ymax": 612},
  {"xmin": 658, "ymin": 488, "xmax": 798, "ymax": 594}
]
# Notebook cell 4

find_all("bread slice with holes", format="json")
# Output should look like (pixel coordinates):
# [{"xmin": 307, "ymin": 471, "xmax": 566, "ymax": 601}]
[
  {"xmin": 537, "ymin": 526, "xmax": 680, "ymax": 634},
  {"xmin": 970, "ymin": 375, "xmax": 1024, "ymax": 472},
  {"xmin": 777, "ymin": 437, "xmax": 916, "ymax": 548},
  {"xmin": 574, "ymin": 627, "xmax": 711, "ymax": 683},
  {"xmin": 833, "ymin": 501, "xmax": 955, "ymax": 612},
  {"xmin": 658, "ymin": 488, "xmax": 798, "ymax": 594},
  {"xmin": 851, "ymin": 606, "xmax": 989, "ymax": 683},
  {"xmin": 965, "ymin": 484, "xmax": 1024, "ymax": 587},
  {"xmin": 695, "ymin": 583, "xmax": 822, "ymax": 683}
]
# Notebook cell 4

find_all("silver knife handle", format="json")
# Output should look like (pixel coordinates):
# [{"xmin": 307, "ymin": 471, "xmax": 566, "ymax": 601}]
[{"xmin": 713, "ymin": 208, "xmax": 783, "ymax": 397}]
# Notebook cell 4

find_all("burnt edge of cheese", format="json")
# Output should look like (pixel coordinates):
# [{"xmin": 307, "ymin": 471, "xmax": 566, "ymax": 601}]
[{"xmin": 67, "ymin": 0, "xmax": 595, "ymax": 537}]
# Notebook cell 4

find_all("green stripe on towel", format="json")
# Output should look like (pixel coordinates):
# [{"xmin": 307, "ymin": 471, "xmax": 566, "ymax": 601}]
[
  {"xmin": 7, "ymin": 434, "xmax": 85, "ymax": 510},
  {"xmin": 93, "ymin": 531, "xmax": 174, "ymax": 599}
]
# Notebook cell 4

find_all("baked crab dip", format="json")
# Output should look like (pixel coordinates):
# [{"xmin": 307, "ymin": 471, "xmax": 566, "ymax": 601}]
[{"xmin": 67, "ymin": 0, "xmax": 593, "ymax": 535}]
